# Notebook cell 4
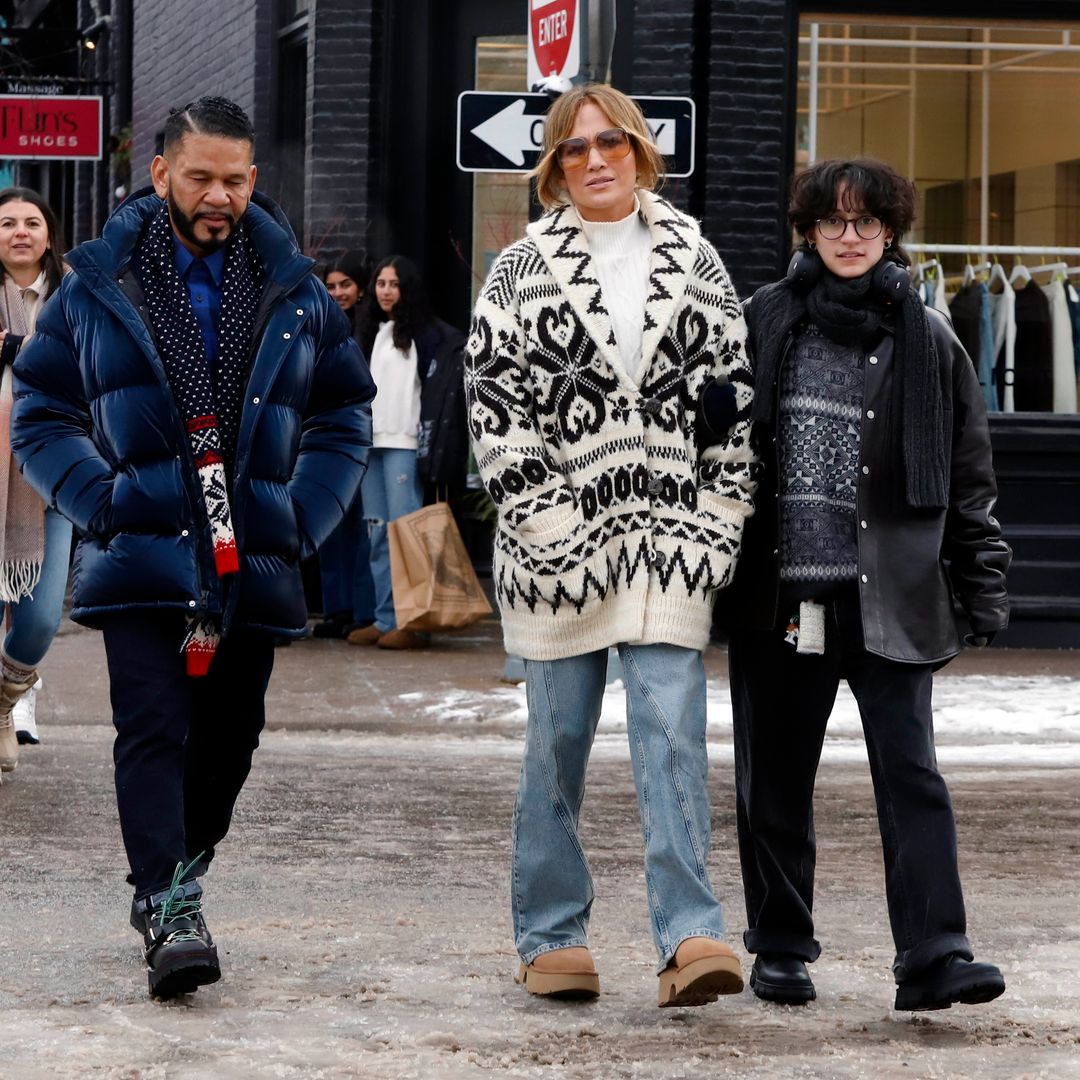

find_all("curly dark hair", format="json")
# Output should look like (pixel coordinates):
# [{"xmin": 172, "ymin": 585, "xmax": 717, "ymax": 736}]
[
  {"xmin": 163, "ymin": 95, "xmax": 255, "ymax": 155},
  {"xmin": 0, "ymin": 186, "xmax": 66, "ymax": 294},
  {"xmin": 357, "ymin": 255, "xmax": 432, "ymax": 356},
  {"xmin": 788, "ymin": 158, "xmax": 917, "ymax": 267}
]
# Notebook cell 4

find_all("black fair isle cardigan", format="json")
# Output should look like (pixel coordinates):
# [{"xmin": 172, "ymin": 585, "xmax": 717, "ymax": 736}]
[{"xmin": 464, "ymin": 189, "xmax": 758, "ymax": 661}]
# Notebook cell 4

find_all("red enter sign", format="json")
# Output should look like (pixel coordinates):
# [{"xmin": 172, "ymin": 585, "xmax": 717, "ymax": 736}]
[
  {"xmin": 0, "ymin": 95, "xmax": 103, "ymax": 160},
  {"xmin": 530, "ymin": 0, "xmax": 577, "ymax": 80}
]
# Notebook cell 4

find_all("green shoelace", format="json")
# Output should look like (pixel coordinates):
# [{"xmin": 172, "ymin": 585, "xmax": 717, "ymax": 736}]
[{"xmin": 154, "ymin": 853, "xmax": 206, "ymax": 942}]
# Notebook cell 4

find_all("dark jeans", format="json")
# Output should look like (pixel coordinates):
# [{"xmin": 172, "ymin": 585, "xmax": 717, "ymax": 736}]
[
  {"xmin": 729, "ymin": 589, "xmax": 973, "ymax": 981},
  {"xmin": 102, "ymin": 612, "xmax": 275, "ymax": 900},
  {"xmin": 319, "ymin": 491, "xmax": 375, "ymax": 623}
]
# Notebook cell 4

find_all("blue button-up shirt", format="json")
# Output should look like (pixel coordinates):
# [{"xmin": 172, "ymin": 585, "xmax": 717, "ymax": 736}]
[{"xmin": 174, "ymin": 243, "xmax": 225, "ymax": 365}]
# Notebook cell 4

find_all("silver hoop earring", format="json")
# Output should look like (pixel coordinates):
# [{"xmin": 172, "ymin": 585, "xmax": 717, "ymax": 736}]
[{"xmin": 884, "ymin": 239, "xmax": 892, "ymax": 249}]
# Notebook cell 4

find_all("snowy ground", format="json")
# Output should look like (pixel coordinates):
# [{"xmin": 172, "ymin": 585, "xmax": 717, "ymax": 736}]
[{"xmin": 1, "ymin": 622, "xmax": 1078, "ymax": 1078}]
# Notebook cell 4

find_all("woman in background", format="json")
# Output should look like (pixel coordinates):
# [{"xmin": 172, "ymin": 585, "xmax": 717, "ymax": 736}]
[
  {"xmin": 349, "ymin": 255, "xmax": 467, "ymax": 650},
  {"xmin": 0, "ymin": 187, "xmax": 72, "ymax": 769},
  {"xmin": 312, "ymin": 251, "xmax": 376, "ymax": 639}
]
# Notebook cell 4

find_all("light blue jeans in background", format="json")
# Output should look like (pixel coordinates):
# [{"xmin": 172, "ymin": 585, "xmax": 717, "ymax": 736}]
[
  {"xmin": 360, "ymin": 447, "xmax": 424, "ymax": 633},
  {"xmin": 4, "ymin": 506, "xmax": 73, "ymax": 666},
  {"xmin": 514, "ymin": 642, "xmax": 726, "ymax": 973}
]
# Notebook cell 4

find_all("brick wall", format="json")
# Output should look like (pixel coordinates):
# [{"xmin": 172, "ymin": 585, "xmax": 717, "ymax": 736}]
[
  {"xmin": 130, "ymin": 0, "xmax": 271, "ymax": 190},
  {"xmin": 628, "ymin": 0, "xmax": 696, "ymax": 214},
  {"xmin": 631, "ymin": 0, "xmax": 795, "ymax": 298},
  {"xmin": 702, "ymin": 0, "xmax": 794, "ymax": 298},
  {"xmin": 303, "ymin": 0, "xmax": 376, "ymax": 261}
]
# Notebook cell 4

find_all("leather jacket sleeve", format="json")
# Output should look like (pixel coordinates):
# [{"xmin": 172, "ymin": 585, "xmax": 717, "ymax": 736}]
[{"xmin": 936, "ymin": 315, "xmax": 1011, "ymax": 635}]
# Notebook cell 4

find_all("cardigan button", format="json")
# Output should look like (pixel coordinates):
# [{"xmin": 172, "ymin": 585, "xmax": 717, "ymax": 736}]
[
  {"xmin": 642, "ymin": 397, "xmax": 661, "ymax": 415},
  {"xmin": 869, "ymin": 355, "xmax": 879, "ymax": 364},
  {"xmin": 861, "ymin": 465, "xmax": 870, "ymax": 475},
  {"xmin": 647, "ymin": 478, "xmax": 663, "ymax": 496},
  {"xmin": 861, "ymin": 574, "xmax": 868, "ymax": 584},
  {"xmin": 866, "ymin": 409, "xmax": 875, "ymax": 419},
  {"xmin": 860, "ymin": 520, "xmax": 868, "ymax": 529},
  {"xmin": 283, "ymin": 332, "xmax": 292, "ymax": 340},
  {"xmin": 181, "ymin": 529, "xmax": 189, "ymax": 537},
  {"xmin": 252, "ymin": 396, "xmax": 261, "ymax": 404},
  {"xmin": 188, "ymin": 600, "xmax": 197, "ymax": 608},
  {"xmin": 296, "ymin": 308, "xmax": 304, "ymax": 316},
  {"xmin": 652, "ymin": 551, "xmax": 667, "ymax": 569}
]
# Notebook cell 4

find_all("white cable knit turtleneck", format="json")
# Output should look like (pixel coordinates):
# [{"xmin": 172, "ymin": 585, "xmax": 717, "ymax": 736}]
[{"xmin": 576, "ymin": 195, "xmax": 651, "ymax": 383}]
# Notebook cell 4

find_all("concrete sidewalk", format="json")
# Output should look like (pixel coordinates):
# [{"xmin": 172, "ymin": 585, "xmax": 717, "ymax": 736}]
[{"xmin": 0, "ymin": 616, "xmax": 1078, "ymax": 1078}]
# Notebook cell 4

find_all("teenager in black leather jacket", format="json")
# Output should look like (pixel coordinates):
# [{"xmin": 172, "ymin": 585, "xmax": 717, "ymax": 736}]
[{"xmin": 725, "ymin": 158, "xmax": 1010, "ymax": 1013}]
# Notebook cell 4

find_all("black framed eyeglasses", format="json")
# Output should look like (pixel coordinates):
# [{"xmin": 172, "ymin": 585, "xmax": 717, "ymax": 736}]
[
  {"xmin": 555, "ymin": 128, "xmax": 633, "ymax": 170},
  {"xmin": 815, "ymin": 214, "xmax": 884, "ymax": 241}
]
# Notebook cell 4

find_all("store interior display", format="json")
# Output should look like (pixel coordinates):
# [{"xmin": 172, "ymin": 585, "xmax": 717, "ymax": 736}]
[{"xmin": 799, "ymin": 15, "xmax": 1080, "ymax": 413}]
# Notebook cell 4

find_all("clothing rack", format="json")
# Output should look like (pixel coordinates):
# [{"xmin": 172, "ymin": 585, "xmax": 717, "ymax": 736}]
[{"xmin": 906, "ymin": 244, "xmax": 1080, "ymax": 257}]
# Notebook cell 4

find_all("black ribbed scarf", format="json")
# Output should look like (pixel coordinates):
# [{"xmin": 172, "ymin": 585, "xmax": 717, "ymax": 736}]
[{"xmin": 747, "ymin": 264, "xmax": 947, "ymax": 510}]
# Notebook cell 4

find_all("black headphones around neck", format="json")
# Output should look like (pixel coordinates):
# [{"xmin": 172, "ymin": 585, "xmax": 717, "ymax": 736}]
[{"xmin": 786, "ymin": 247, "xmax": 910, "ymax": 303}]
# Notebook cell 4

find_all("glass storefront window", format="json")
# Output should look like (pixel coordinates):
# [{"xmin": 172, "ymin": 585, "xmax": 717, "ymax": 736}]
[
  {"xmin": 471, "ymin": 36, "xmax": 531, "ymax": 309},
  {"xmin": 798, "ymin": 14, "xmax": 1080, "ymax": 414}
]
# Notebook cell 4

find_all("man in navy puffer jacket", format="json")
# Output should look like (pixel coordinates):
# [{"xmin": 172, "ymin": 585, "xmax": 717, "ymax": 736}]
[{"xmin": 10, "ymin": 97, "xmax": 374, "ymax": 1000}]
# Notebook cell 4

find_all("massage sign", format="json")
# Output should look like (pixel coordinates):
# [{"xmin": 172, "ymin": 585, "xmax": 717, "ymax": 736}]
[{"xmin": 0, "ymin": 95, "xmax": 103, "ymax": 160}]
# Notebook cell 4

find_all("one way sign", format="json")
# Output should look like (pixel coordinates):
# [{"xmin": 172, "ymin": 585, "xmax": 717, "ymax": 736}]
[{"xmin": 456, "ymin": 92, "xmax": 695, "ymax": 178}]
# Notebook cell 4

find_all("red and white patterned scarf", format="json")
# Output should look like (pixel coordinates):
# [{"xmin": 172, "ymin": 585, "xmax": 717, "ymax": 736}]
[{"xmin": 133, "ymin": 203, "xmax": 263, "ymax": 675}]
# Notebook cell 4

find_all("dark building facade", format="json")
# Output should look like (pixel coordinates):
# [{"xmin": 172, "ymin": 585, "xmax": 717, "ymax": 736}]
[{"xmin": 4, "ymin": 0, "xmax": 1079, "ymax": 643}]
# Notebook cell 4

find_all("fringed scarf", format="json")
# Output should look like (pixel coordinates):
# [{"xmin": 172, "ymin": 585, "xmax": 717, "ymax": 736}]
[
  {"xmin": 747, "ymin": 261, "xmax": 948, "ymax": 510},
  {"xmin": 0, "ymin": 277, "xmax": 47, "ymax": 602},
  {"xmin": 132, "ymin": 204, "xmax": 264, "ymax": 676}
]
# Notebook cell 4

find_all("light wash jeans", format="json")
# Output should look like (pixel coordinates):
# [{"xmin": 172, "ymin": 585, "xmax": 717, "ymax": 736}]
[
  {"xmin": 4, "ymin": 506, "xmax": 73, "ymax": 666},
  {"xmin": 514, "ymin": 642, "xmax": 726, "ymax": 973},
  {"xmin": 360, "ymin": 447, "xmax": 423, "ymax": 633}
]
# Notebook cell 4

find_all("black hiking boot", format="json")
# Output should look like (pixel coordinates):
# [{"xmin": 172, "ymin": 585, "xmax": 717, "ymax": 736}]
[{"xmin": 136, "ymin": 859, "xmax": 221, "ymax": 1000}]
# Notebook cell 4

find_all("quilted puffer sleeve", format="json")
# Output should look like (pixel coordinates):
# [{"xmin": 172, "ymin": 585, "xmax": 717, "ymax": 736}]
[{"xmin": 288, "ymin": 293, "xmax": 375, "ymax": 560}]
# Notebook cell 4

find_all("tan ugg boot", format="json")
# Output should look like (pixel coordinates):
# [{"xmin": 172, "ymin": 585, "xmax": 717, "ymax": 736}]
[
  {"xmin": 658, "ymin": 937, "xmax": 744, "ymax": 1008},
  {"xmin": 515, "ymin": 946, "xmax": 600, "ymax": 999},
  {"xmin": 0, "ymin": 669, "xmax": 37, "ymax": 772}
]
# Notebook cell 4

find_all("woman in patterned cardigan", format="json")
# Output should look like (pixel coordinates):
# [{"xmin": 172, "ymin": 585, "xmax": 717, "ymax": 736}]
[{"xmin": 464, "ymin": 85, "xmax": 757, "ymax": 1007}]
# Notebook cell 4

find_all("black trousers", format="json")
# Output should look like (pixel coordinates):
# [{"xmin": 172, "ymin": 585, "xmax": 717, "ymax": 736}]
[
  {"xmin": 729, "ymin": 589, "xmax": 973, "ymax": 980},
  {"xmin": 102, "ymin": 612, "xmax": 275, "ymax": 900}
]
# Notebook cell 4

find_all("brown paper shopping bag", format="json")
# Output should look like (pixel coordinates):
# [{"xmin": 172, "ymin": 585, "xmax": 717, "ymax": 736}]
[{"xmin": 387, "ymin": 502, "xmax": 493, "ymax": 631}]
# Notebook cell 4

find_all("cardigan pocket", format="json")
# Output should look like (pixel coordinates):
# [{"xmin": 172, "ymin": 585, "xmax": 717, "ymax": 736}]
[
  {"xmin": 494, "ymin": 504, "xmax": 608, "ymax": 611},
  {"xmin": 508, "ymin": 499, "xmax": 584, "ymax": 546},
  {"xmin": 688, "ymin": 491, "xmax": 748, "ymax": 593}
]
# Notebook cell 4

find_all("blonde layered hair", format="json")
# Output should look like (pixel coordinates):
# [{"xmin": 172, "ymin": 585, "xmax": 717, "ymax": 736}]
[{"xmin": 531, "ymin": 84, "xmax": 665, "ymax": 212}]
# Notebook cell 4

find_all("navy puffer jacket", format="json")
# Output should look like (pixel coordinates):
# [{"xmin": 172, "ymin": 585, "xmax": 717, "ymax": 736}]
[{"xmin": 11, "ymin": 190, "xmax": 374, "ymax": 637}]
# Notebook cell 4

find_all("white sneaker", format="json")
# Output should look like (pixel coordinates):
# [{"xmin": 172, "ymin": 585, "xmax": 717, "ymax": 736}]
[{"xmin": 14, "ymin": 676, "xmax": 42, "ymax": 746}]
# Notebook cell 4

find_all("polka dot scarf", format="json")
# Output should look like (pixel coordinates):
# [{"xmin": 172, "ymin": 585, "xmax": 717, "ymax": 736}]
[{"xmin": 132, "ymin": 203, "xmax": 264, "ymax": 676}]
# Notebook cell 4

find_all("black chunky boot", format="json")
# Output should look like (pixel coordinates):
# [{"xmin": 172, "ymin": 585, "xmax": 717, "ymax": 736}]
[
  {"xmin": 750, "ymin": 954, "xmax": 817, "ymax": 1004},
  {"xmin": 134, "ymin": 860, "xmax": 221, "ymax": 1000},
  {"xmin": 894, "ymin": 954, "xmax": 1005, "ymax": 1012}
]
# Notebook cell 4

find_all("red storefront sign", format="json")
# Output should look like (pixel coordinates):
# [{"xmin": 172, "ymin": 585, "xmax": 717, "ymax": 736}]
[{"xmin": 0, "ymin": 95, "xmax": 103, "ymax": 161}]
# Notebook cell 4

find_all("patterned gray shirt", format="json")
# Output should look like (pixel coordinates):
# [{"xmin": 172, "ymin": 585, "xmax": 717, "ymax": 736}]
[{"xmin": 778, "ymin": 323, "xmax": 865, "ymax": 597}]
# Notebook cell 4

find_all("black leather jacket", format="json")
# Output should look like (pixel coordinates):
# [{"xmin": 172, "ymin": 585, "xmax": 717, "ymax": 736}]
[{"xmin": 728, "ymin": 304, "xmax": 1010, "ymax": 664}]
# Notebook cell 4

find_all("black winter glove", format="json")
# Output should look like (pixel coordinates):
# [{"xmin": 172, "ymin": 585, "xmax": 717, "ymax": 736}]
[
  {"xmin": 697, "ymin": 378, "xmax": 738, "ymax": 446},
  {"xmin": 0, "ymin": 332, "xmax": 24, "ymax": 370}
]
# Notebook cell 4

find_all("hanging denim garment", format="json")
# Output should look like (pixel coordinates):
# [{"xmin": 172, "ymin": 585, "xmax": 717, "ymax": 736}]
[{"xmin": 977, "ymin": 283, "xmax": 998, "ymax": 412}]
